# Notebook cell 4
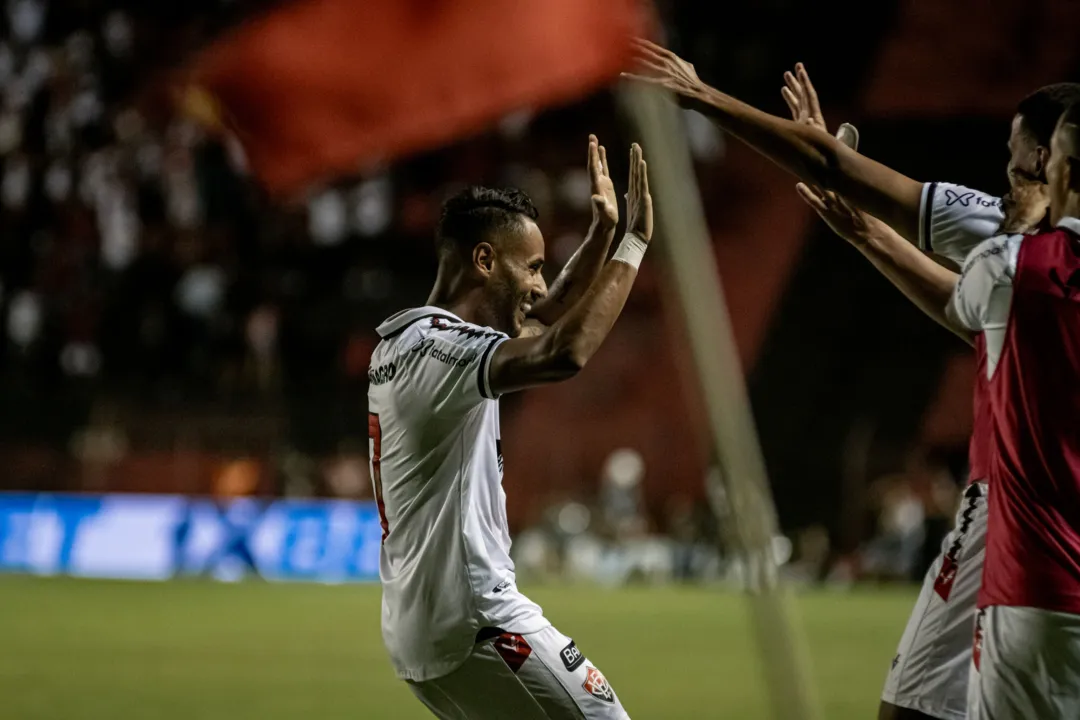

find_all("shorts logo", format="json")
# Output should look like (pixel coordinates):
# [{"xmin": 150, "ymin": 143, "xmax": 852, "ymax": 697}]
[
  {"xmin": 934, "ymin": 556, "xmax": 958, "ymax": 601},
  {"xmin": 582, "ymin": 666, "xmax": 615, "ymax": 704},
  {"xmin": 492, "ymin": 632, "xmax": 532, "ymax": 674},
  {"xmin": 492, "ymin": 579, "xmax": 511, "ymax": 594},
  {"xmin": 560, "ymin": 640, "xmax": 584, "ymax": 672},
  {"xmin": 934, "ymin": 485, "xmax": 980, "ymax": 601}
]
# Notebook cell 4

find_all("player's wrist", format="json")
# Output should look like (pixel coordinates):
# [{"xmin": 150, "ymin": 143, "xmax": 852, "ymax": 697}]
[{"xmin": 612, "ymin": 232, "xmax": 648, "ymax": 270}]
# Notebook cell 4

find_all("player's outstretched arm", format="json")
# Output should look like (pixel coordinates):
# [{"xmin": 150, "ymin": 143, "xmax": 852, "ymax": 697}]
[
  {"xmin": 527, "ymin": 135, "xmax": 619, "ymax": 328},
  {"xmin": 781, "ymin": 66, "xmax": 969, "ymax": 342},
  {"xmin": 624, "ymin": 39, "xmax": 924, "ymax": 244},
  {"xmin": 797, "ymin": 183, "xmax": 973, "ymax": 344},
  {"xmin": 488, "ymin": 144, "xmax": 652, "ymax": 395}
]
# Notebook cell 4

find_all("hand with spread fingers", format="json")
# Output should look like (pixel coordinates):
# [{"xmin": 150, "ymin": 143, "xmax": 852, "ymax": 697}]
[
  {"xmin": 625, "ymin": 143, "xmax": 653, "ymax": 242},
  {"xmin": 588, "ymin": 134, "xmax": 618, "ymax": 231},
  {"xmin": 622, "ymin": 38, "xmax": 706, "ymax": 102}
]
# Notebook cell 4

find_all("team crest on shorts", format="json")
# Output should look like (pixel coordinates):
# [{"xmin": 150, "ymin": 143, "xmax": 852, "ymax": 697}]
[{"xmin": 582, "ymin": 666, "xmax": 615, "ymax": 704}]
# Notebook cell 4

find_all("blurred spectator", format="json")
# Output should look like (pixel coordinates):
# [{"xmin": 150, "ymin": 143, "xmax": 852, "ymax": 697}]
[
  {"xmin": 860, "ymin": 473, "xmax": 927, "ymax": 582},
  {"xmin": 598, "ymin": 447, "xmax": 647, "ymax": 540}
]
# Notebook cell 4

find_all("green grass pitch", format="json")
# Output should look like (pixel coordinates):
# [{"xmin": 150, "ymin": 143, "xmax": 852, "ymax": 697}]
[{"xmin": 0, "ymin": 577, "xmax": 919, "ymax": 718}]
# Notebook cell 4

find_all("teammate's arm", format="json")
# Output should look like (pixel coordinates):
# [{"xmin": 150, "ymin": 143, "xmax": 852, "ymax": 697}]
[
  {"xmin": 779, "ymin": 68, "xmax": 973, "ymax": 344},
  {"xmin": 488, "ymin": 144, "xmax": 652, "ymax": 395},
  {"xmin": 624, "ymin": 40, "xmax": 924, "ymax": 243},
  {"xmin": 527, "ymin": 136, "xmax": 619, "ymax": 328},
  {"xmin": 797, "ymin": 183, "xmax": 973, "ymax": 344}
]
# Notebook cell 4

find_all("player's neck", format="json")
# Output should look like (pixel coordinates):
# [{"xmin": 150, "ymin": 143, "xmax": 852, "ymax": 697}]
[{"xmin": 426, "ymin": 272, "xmax": 488, "ymax": 327}]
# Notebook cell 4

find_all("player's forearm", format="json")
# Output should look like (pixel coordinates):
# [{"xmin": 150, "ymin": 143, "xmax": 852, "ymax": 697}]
[
  {"xmin": 544, "ymin": 259, "xmax": 638, "ymax": 372},
  {"xmin": 685, "ymin": 85, "xmax": 923, "ymax": 243},
  {"xmin": 528, "ymin": 221, "xmax": 617, "ymax": 327},
  {"xmin": 856, "ymin": 227, "xmax": 974, "ymax": 345},
  {"xmin": 488, "ymin": 260, "xmax": 639, "ymax": 394}
]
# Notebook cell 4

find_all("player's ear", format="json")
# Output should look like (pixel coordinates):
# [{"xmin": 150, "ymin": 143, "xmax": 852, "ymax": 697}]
[
  {"xmin": 1035, "ymin": 145, "xmax": 1051, "ymax": 178},
  {"xmin": 473, "ymin": 242, "xmax": 495, "ymax": 277}
]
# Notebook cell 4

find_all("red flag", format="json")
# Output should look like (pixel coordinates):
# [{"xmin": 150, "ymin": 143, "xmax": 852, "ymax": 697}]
[{"xmin": 187, "ymin": 0, "xmax": 647, "ymax": 198}]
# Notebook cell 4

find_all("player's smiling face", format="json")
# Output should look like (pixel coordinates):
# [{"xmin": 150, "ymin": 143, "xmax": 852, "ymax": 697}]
[{"xmin": 486, "ymin": 217, "xmax": 547, "ymax": 337}]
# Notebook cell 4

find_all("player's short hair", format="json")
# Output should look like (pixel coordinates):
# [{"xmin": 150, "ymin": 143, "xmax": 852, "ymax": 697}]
[
  {"xmin": 1016, "ymin": 83, "xmax": 1080, "ymax": 147},
  {"xmin": 436, "ymin": 186, "xmax": 539, "ymax": 259}
]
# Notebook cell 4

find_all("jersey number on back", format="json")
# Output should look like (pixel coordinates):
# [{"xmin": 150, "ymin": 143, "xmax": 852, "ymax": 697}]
[{"xmin": 368, "ymin": 412, "xmax": 389, "ymax": 541}]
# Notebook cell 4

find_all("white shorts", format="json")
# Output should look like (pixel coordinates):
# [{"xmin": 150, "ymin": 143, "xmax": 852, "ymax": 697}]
[
  {"xmin": 882, "ymin": 482, "xmax": 987, "ymax": 720},
  {"xmin": 408, "ymin": 625, "xmax": 630, "ymax": 719},
  {"xmin": 968, "ymin": 605, "xmax": 1080, "ymax": 720}
]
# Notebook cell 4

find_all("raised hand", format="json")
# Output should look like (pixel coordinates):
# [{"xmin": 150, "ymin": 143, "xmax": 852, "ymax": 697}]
[
  {"xmin": 625, "ymin": 143, "xmax": 653, "ymax": 241},
  {"xmin": 796, "ymin": 183, "xmax": 879, "ymax": 247},
  {"xmin": 589, "ymin": 134, "xmax": 618, "ymax": 230},
  {"xmin": 782, "ymin": 63, "xmax": 860, "ymax": 151},
  {"xmin": 781, "ymin": 63, "xmax": 825, "ymax": 130},
  {"xmin": 622, "ymin": 38, "xmax": 705, "ymax": 100}
]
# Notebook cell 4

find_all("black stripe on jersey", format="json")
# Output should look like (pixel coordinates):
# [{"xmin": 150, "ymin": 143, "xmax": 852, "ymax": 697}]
[
  {"xmin": 477, "ymin": 337, "xmax": 502, "ymax": 400},
  {"xmin": 380, "ymin": 313, "xmax": 458, "ymax": 340},
  {"xmin": 921, "ymin": 182, "xmax": 937, "ymax": 252}
]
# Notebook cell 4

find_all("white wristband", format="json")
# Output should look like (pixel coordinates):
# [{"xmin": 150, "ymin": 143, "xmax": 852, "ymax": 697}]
[{"xmin": 612, "ymin": 232, "xmax": 648, "ymax": 270}]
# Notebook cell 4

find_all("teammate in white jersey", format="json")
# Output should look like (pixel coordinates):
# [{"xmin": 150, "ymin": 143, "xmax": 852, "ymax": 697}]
[
  {"xmin": 368, "ymin": 137, "xmax": 652, "ymax": 719},
  {"xmin": 626, "ymin": 40, "xmax": 1080, "ymax": 720}
]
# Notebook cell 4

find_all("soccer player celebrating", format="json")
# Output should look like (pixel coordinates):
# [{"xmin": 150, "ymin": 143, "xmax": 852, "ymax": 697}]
[
  {"xmin": 367, "ymin": 137, "xmax": 651, "ymax": 719},
  {"xmin": 625, "ymin": 38, "xmax": 1080, "ymax": 720},
  {"xmin": 947, "ymin": 103, "xmax": 1080, "ymax": 720}
]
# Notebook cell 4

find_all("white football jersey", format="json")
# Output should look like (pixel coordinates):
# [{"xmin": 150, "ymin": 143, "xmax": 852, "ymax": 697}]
[
  {"xmin": 918, "ymin": 182, "xmax": 1005, "ymax": 267},
  {"xmin": 367, "ymin": 306, "xmax": 548, "ymax": 682}
]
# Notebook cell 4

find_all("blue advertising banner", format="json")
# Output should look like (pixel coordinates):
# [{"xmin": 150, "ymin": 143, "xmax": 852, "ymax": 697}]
[{"xmin": 0, "ymin": 493, "xmax": 383, "ymax": 583}]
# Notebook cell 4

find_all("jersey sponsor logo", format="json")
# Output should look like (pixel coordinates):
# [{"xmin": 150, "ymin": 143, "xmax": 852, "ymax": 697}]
[
  {"xmin": 410, "ymin": 338, "xmax": 477, "ymax": 368},
  {"xmin": 429, "ymin": 317, "xmax": 502, "ymax": 341},
  {"xmin": 367, "ymin": 362, "xmax": 397, "ymax": 385},
  {"xmin": 944, "ymin": 188, "xmax": 998, "ymax": 209},
  {"xmin": 582, "ymin": 666, "xmax": 615, "ymax": 703},
  {"xmin": 560, "ymin": 640, "xmax": 585, "ymax": 672},
  {"xmin": 956, "ymin": 242, "xmax": 1009, "ymax": 296}
]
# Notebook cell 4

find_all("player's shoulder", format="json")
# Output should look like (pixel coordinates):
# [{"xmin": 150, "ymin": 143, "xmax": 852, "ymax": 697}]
[
  {"xmin": 374, "ymin": 306, "xmax": 505, "ymax": 352},
  {"xmin": 961, "ymin": 232, "xmax": 1024, "ymax": 277}
]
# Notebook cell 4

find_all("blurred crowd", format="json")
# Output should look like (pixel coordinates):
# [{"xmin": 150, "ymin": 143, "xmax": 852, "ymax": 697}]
[
  {"xmin": 0, "ymin": 1, "xmax": 718, "ymax": 449},
  {"xmin": 0, "ymin": 0, "xmax": 974, "ymax": 588},
  {"xmin": 513, "ymin": 446, "xmax": 964, "ymax": 587}
]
